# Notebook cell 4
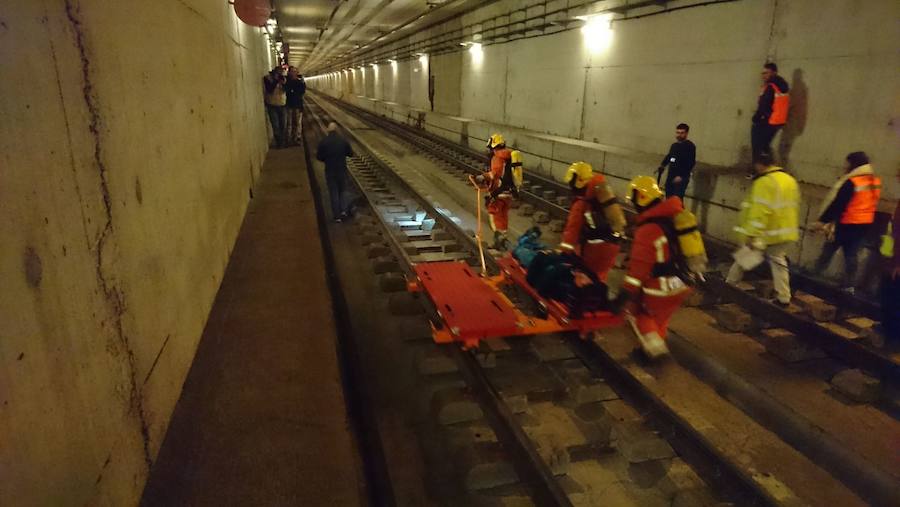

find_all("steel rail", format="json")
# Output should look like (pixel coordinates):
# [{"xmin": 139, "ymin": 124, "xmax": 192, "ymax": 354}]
[
  {"xmin": 313, "ymin": 92, "xmax": 894, "ymax": 385},
  {"xmin": 308, "ymin": 94, "xmax": 779, "ymax": 507},
  {"xmin": 306, "ymin": 100, "xmax": 573, "ymax": 507}
]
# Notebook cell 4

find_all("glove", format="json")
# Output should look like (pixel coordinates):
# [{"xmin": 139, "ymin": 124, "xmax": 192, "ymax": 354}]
[{"xmin": 750, "ymin": 237, "xmax": 766, "ymax": 251}]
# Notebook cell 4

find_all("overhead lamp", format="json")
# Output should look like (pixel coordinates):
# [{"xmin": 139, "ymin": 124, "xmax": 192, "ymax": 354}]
[
  {"xmin": 418, "ymin": 53, "xmax": 428, "ymax": 65},
  {"xmin": 578, "ymin": 13, "xmax": 614, "ymax": 53}
]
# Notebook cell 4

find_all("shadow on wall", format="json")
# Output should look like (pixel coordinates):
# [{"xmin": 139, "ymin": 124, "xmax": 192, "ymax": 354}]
[{"xmin": 779, "ymin": 68, "xmax": 809, "ymax": 169}]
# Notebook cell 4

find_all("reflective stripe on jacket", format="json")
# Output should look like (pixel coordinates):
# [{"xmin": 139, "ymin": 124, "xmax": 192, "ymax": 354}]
[
  {"xmin": 734, "ymin": 166, "xmax": 799, "ymax": 245},
  {"xmin": 840, "ymin": 174, "xmax": 881, "ymax": 224},
  {"xmin": 623, "ymin": 197, "xmax": 691, "ymax": 298}
]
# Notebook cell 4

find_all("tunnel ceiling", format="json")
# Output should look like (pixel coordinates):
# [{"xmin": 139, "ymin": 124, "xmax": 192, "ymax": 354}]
[{"xmin": 277, "ymin": 0, "xmax": 487, "ymax": 73}]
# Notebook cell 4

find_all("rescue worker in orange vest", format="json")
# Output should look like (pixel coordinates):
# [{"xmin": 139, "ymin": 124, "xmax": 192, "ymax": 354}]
[
  {"xmin": 811, "ymin": 151, "xmax": 881, "ymax": 293},
  {"xmin": 751, "ymin": 62, "xmax": 789, "ymax": 161},
  {"xmin": 479, "ymin": 133, "xmax": 521, "ymax": 250},
  {"xmin": 560, "ymin": 162, "xmax": 626, "ymax": 282},
  {"xmin": 621, "ymin": 176, "xmax": 694, "ymax": 358}
]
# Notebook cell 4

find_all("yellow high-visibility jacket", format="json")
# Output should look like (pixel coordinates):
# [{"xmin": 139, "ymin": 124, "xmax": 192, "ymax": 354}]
[{"xmin": 734, "ymin": 166, "xmax": 800, "ymax": 246}]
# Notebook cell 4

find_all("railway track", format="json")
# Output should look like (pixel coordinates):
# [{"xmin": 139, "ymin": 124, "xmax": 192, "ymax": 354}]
[
  {"xmin": 304, "ymin": 93, "xmax": 900, "ymax": 506},
  {"xmin": 311, "ymin": 91, "xmax": 896, "ymax": 390}
]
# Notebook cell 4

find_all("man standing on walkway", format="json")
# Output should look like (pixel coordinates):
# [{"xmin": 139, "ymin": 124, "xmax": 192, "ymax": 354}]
[
  {"xmin": 316, "ymin": 123, "xmax": 354, "ymax": 222},
  {"xmin": 263, "ymin": 66, "xmax": 287, "ymax": 148},
  {"xmin": 751, "ymin": 62, "xmax": 790, "ymax": 160},
  {"xmin": 284, "ymin": 67, "xmax": 306, "ymax": 145},
  {"xmin": 811, "ymin": 151, "xmax": 881, "ymax": 293},
  {"xmin": 656, "ymin": 123, "xmax": 696, "ymax": 200},
  {"xmin": 725, "ymin": 152, "xmax": 800, "ymax": 306}
]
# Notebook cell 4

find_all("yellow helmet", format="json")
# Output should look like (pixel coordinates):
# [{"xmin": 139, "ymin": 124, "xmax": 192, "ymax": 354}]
[
  {"xmin": 627, "ymin": 175, "xmax": 664, "ymax": 208},
  {"xmin": 565, "ymin": 161, "xmax": 594, "ymax": 189},
  {"xmin": 487, "ymin": 133, "xmax": 505, "ymax": 149}
]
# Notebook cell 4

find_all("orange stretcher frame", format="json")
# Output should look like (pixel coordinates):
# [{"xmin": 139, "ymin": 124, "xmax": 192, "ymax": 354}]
[{"xmin": 407, "ymin": 255, "xmax": 624, "ymax": 348}]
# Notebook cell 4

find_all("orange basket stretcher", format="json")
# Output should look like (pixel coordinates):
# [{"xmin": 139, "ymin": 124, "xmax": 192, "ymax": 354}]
[{"xmin": 408, "ymin": 255, "xmax": 624, "ymax": 349}]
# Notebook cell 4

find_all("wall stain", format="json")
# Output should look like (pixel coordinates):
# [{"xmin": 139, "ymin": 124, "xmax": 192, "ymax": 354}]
[
  {"xmin": 24, "ymin": 247, "xmax": 43, "ymax": 288},
  {"xmin": 135, "ymin": 177, "xmax": 143, "ymax": 205},
  {"xmin": 64, "ymin": 0, "xmax": 152, "ymax": 471}
]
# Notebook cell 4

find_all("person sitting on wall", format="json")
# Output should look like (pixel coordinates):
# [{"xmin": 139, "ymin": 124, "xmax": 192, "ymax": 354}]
[{"xmin": 751, "ymin": 62, "xmax": 790, "ymax": 161}]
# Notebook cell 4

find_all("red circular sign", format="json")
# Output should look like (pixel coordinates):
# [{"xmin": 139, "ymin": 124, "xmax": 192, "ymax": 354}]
[{"xmin": 233, "ymin": 0, "xmax": 271, "ymax": 27}]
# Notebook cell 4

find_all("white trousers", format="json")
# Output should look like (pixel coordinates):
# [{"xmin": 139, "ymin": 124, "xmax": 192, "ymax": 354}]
[{"xmin": 726, "ymin": 242, "xmax": 792, "ymax": 304}]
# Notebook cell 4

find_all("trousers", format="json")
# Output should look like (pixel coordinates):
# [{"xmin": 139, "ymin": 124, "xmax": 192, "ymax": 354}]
[
  {"xmin": 487, "ymin": 196, "xmax": 511, "ymax": 232},
  {"xmin": 325, "ymin": 169, "xmax": 348, "ymax": 218},
  {"xmin": 664, "ymin": 175, "xmax": 690, "ymax": 200},
  {"xmin": 813, "ymin": 223, "xmax": 869, "ymax": 289},
  {"xmin": 879, "ymin": 273, "xmax": 900, "ymax": 341},
  {"xmin": 750, "ymin": 123, "xmax": 782, "ymax": 160},
  {"xmin": 633, "ymin": 289, "xmax": 693, "ymax": 339},
  {"xmin": 726, "ymin": 242, "xmax": 792, "ymax": 303},
  {"xmin": 266, "ymin": 104, "xmax": 286, "ymax": 146},
  {"xmin": 286, "ymin": 106, "xmax": 302, "ymax": 143}
]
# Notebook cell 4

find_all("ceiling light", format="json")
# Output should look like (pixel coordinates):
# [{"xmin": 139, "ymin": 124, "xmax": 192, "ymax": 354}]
[{"xmin": 578, "ymin": 13, "xmax": 614, "ymax": 53}]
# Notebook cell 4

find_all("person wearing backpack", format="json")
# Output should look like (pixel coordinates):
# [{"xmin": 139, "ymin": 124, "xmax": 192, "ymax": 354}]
[
  {"xmin": 559, "ymin": 162, "xmax": 626, "ymax": 282},
  {"xmin": 622, "ymin": 176, "xmax": 703, "ymax": 359},
  {"xmin": 479, "ymin": 133, "xmax": 523, "ymax": 250}
]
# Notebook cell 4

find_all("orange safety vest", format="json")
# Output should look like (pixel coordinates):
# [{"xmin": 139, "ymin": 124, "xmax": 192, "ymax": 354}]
[
  {"xmin": 841, "ymin": 174, "xmax": 881, "ymax": 224},
  {"xmin": 762, "ymin": 82, "xmax": 789, "ymax": 125}
]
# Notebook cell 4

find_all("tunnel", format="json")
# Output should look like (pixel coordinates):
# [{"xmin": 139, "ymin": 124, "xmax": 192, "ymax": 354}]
[{"xmin": 2, "ymin": 1, "xmax": 899, "ymax": 506}]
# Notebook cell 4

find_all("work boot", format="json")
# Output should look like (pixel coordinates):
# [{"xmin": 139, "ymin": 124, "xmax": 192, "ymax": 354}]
[
  {"xmin": 492, "ymin": 231, "xmax": 510, "ymax": 251},
  {"xmin": 626, "ymin": 316, "xmax": 669, "ymax": 359}
]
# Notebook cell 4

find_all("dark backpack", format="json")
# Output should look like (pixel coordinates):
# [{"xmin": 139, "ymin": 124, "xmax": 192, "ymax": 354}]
[{"xmin": 526, "ymin": 251, "xmax": 610, "ymax": 318}]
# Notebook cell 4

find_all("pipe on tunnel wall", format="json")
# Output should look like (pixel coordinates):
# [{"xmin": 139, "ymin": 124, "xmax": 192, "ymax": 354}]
[
  {"xmin": 307, "ymin": 0, "xmax": 900, "ymax": 277},
  {"xmin": 0, "ymin": 1, "xmax": 271, "ymax": 505}
]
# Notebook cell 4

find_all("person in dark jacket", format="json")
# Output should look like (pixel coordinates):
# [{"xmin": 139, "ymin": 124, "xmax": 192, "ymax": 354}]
[
  {"xmin": 751, "ymin": 62, "xmax": 790, "ymax": 160},
  {"xmin": 656, "ymin": 123, "xmax": 696, "ymax": 200},
  {"xmin": 316, "ymin": 123, "xmax": 354, "ymax": 222},
  {"xmin": 284, "ymin": 67, "xmax": 306, "ymax": 145},
  {"xmin": 878, "ymin": 166, "xmax": 900, "ymax": 341},
  {"xmin": 811, "ymin": 152, "xmax": 882, "ymax": 292}
]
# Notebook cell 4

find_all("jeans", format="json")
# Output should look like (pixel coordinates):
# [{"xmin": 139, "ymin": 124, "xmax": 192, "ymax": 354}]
[
  {"xmin": 879, "ymin": 272, "xmax": 900, "ymax": 341},
  {"xmin": 325, "ymin": 169, "xmax": 348, "ymax": 218},
  {"xmin": 813, "ymin": 223, "xmax": 868, "ymax": 289},
  {"xmin": 286, "ymin": 106, "xmax": 302, "ymax": 143},
  {"xmin": 751, "ymin": 123, "xmax": 782, "ymax": 160},
  {"xmin": 726, "ymin": 242, "xmax": 792, "ymax": 303},
  {"xmin": 266, "ymin": 104, "xmax": 286, "ymax": 146},
  {"xmin": 665, "ymin": 175, "xmax": 690, "ymax": 200}
]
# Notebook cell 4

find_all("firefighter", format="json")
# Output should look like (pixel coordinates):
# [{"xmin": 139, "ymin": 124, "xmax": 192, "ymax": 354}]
[
  {"xmin": 622, "ymin": 176, "xmax": 694, "ymax": 358},
  {"xmin": 480, "ymin": 133, "xmax": 522, "ymax": 250},
  {"xmin": 811, "ymin": 151, "xmax": 881, "ymax": 293},
  {"xmin": 560, "ymin": 162, "xmax": 626, "ymax": 282}
]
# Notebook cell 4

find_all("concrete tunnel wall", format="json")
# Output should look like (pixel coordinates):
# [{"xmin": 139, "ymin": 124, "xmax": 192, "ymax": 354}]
[
  {"xmin": 0, "ymin": 1, "xmax": 271, "ymax": 505},
  {"xmin": 309, "ymin": 0, "xmax": 900, "ymax": 276}
]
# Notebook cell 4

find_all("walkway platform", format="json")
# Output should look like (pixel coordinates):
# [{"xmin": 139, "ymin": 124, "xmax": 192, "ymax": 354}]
[{"xmin": 141, "ymin": 147, "xmax": 363, "ymax": 506}]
